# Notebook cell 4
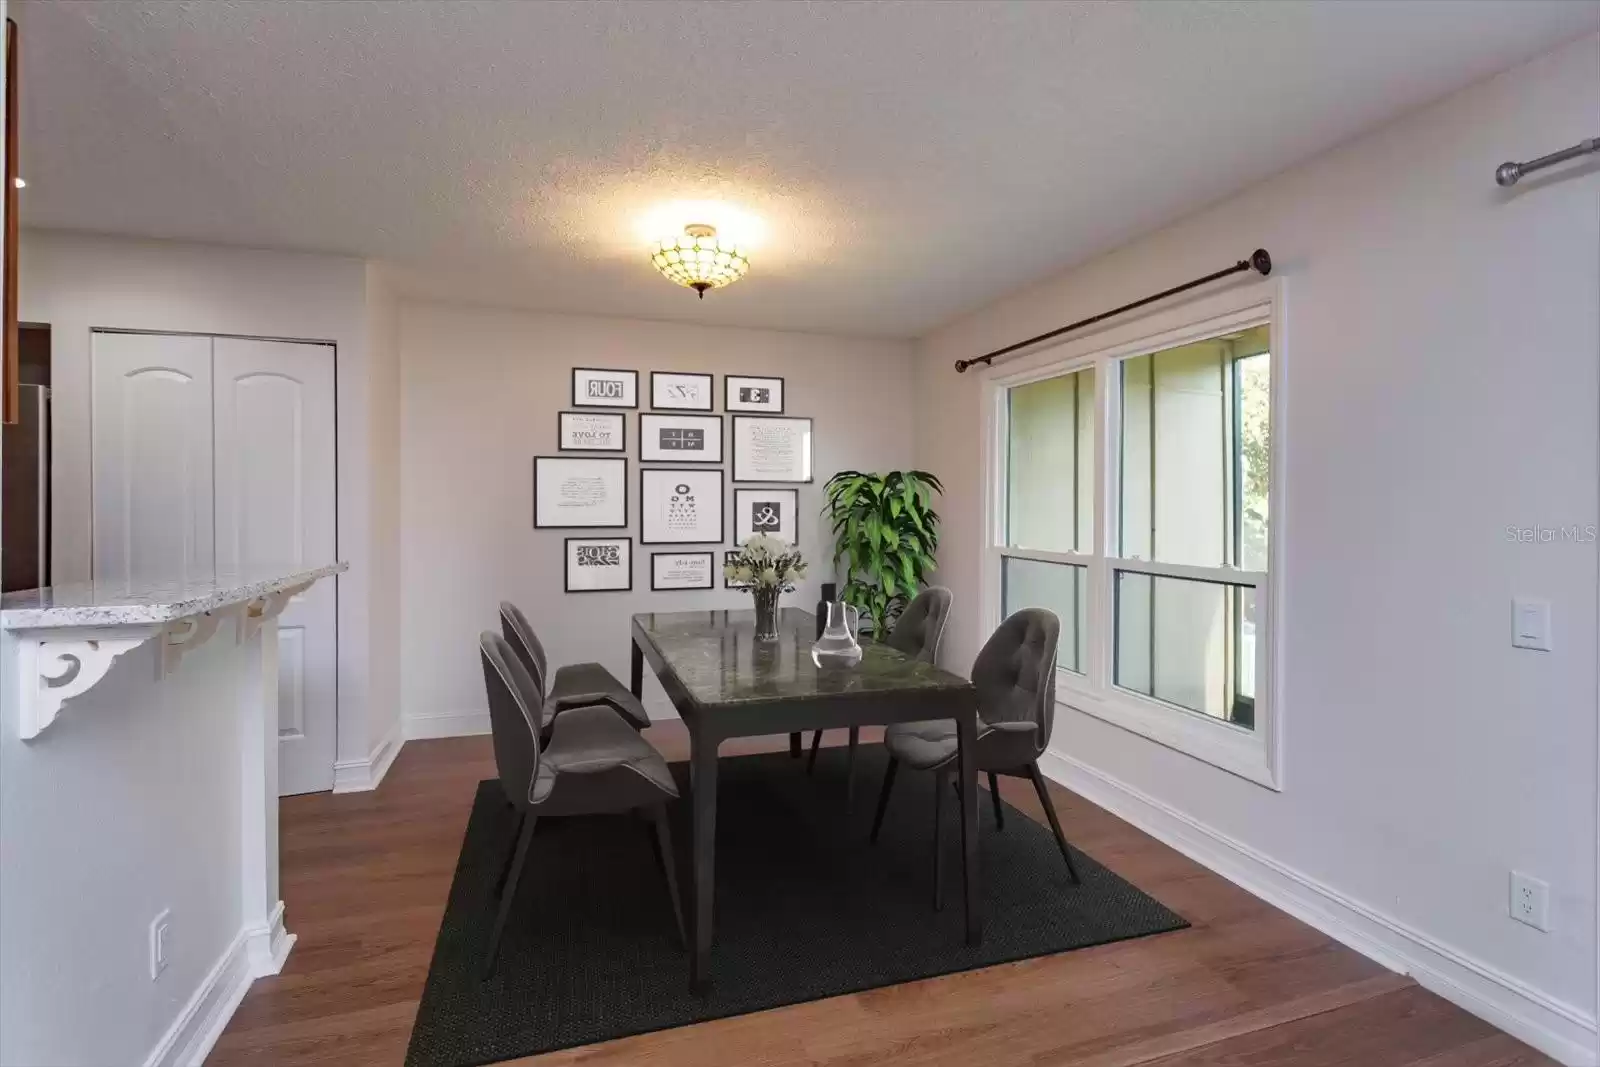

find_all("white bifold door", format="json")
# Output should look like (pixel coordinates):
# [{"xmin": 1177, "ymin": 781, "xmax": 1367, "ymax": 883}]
[{"xmin": 92, "ymin": 332, "xmax": 338, "ymax": 795}]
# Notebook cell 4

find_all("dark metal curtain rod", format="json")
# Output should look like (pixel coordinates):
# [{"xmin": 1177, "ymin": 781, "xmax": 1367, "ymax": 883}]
[{"xmin": 953, "ymin": 249, "xmax": 1273, "ymax": 373}]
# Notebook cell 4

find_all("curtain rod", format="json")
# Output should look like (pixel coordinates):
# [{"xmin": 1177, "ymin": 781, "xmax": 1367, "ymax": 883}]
[
  {"xmin": 953, "ymin": 249, "xmax": 1272, "ymax": 373},
  {"xmin": 1496, "ymin": 136, "xmax": 1599, "ymax": 187}
]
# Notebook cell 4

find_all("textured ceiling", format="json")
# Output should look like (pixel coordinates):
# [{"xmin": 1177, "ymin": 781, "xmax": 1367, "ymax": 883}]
[{"xmin": 15, "ymin": 0, "xmax": 1600, "ymax": 338}]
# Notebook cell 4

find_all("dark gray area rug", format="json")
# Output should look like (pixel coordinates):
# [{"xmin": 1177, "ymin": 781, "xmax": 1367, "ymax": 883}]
[{"xmin": 405, "ymin": 744, "xmax": 1187, "ymax": 1067}]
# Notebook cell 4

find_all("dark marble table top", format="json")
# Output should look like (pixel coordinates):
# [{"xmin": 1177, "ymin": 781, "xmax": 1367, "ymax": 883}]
[{"xmin": 632, "ymin": 607, "xmax": 973, "ymax": 708}]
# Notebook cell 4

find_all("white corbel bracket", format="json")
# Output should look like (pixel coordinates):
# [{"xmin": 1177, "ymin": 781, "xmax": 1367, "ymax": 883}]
[
  {"xmin": 236, "ymin": 581, "xmax": 312, "ymax": 644},
  {"xmin": 160, "ymin": 612, "xmax": 226, "ymax": 678},
  {"xmin": 15, "ymin": 625, "xmax": 164, "ymax": 741}
]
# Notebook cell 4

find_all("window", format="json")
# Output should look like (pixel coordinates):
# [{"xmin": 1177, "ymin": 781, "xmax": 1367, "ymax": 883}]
[{"xmin": 987, "ymin": 288, "xmax": 1280, "ymax": 786}]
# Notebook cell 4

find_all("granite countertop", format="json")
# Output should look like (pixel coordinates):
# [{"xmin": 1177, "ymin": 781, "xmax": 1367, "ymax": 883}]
[
  {"xmin": 0, "ymin": 563, "xmax": 347, "ymax": 630},
  {"xmin": 633, "ymin": 607, "xmax": 972, "ymax": 706}
]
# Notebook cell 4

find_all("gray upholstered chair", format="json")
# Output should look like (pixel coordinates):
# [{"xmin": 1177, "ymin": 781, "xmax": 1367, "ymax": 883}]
[
  {"xmin": 478, "ymin": 632, "xmax": 684, "ymax": 978},
  {"xmin": 804, "ymin": 586, "xmax": 953, "ymax": 781},
  {"xmin": 868, "ymin": 608, "xmax": 1080, "ymax": 908},
  {"xmin": 500, "ymin": 601, "xmax": 651, "ymax": 731}
]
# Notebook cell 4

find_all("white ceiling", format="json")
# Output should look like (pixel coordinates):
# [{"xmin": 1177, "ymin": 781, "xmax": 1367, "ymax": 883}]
[{"xmin": 15, "ymin": 0, "xmax": 1600, "ymax": 338}]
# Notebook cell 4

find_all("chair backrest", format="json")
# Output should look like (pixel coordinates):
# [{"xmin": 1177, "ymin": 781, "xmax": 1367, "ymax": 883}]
[
  {"xmin": 498, "ymin": 601, "xmax": 548, "ymax": 696},
  {"xmin": 479, "ymin": 631, "xmax": 543, "ymax": 808},
  {"xmin": 886, "ymin": 586, "xmax": 953, "ymax": 664},
  {"xmin": 971, "ymin": 608, "xmax": 1060, "ymax": 757}
]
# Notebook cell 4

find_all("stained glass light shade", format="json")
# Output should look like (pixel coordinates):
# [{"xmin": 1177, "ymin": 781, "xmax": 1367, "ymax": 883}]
[{"xmin": 651, "ymin": 224, "xmax": 750, "ymax": 297}]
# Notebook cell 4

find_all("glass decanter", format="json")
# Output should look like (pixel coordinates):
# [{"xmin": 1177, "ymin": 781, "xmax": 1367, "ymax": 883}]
[{"xmin": 811, "ymin": 601, "xmax": 863, "ymax": 668}]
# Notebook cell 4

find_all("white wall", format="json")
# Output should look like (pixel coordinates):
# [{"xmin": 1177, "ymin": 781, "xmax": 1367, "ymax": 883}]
[
  {"xmin": 365, "ymin": 264, "xmax": 402, "ymax": 760},
  {"xmin": 0, "ymin": 634, "xmax": 251, "ymax": 1066},
  {"xmin": 19, "ymin": 231, "xmax": 399, "ymax": 777},
  {"xmin": 400, "ymin": 301, "xmax": 914, "ymax": 734},
  {"xmin": 914, "ymin": 32, "xmax": 1599, "ymax": 1063}
]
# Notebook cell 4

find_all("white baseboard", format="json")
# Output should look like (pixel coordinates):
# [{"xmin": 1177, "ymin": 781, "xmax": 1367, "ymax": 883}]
[
  {"xmin": 403, "ymin": 709, "xmax": 491, "ymax": 740},
  {"xmin": 244, "ymin": 900, "xmax": 296, "ymax": 978},
  {"xmin": 142, "ymin": 927, "xmax": 253, "ymax": 1067},
  {"xmin": 332, "ymin": 723, "xmax": 404, "ymax": 792},
  {"xmin": 1037, "ymin": 748, "xmax": 1598, "ymax": 1067}
]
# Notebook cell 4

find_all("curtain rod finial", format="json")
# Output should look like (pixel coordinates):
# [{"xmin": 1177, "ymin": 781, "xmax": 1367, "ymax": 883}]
[{"xmin": 1250, "ymin": 249, "xmax": 1273, "ymax": 275}]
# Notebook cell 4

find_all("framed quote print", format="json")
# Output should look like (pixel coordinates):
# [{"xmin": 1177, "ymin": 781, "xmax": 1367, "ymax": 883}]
[
  {"xmin": 640, "ymin": 467, "xmax": 726, "ymax": 544},
  {"xmin": 651, "ymin": 371, "xmax": 714, "ymax": 411},
  {"xmin": 651, "ymin": 551, "xmax": 715, "ymax": 591},
  {"xmin": 565, "ymin": 537, "xmax": 633, "ymax": 593},
  {"xmin": 732, "ymin": 415, "xmax": 813, "ymax": 483},
  {"xmin": 723, "ymin": 550, "xmax": 751, "ymax": 589},
  {"xmin": 534, "ymin": 456, "xmax": 627, "ymax": 528},
  {"xmin": 558, "ymin": 410, "xmax": 626, "ymax": 452},
  {"xmin": 734, "ymin": 487, "xmax": 799, "ymax": 545},
  {"xmin": 725, "ymin": 374, "xmax": 784, "ymax": 413},
  {"xmin": 572, "ymin": 367, "xmax": 638, "ymax": 408},
  {"xmin": 640, "ymin": 413, "xmax": 723, "ymax": 463}
]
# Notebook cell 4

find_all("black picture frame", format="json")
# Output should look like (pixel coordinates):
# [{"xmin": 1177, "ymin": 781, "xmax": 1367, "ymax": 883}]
[
  {"xmin": 571, "ymin": 366, "xmax": 639, "ymax": 409},
  {"xmin": 557, "ymin": 410, "xmax": 627, "ymax": 452},
  {"xmin": 639, "ymin": 412, "xmax": 723, "ymax": 464},
  {"xmin": 564, "ymin": 537, "xmax": 634, "ymax": 593},
  {"xmin": 650, "ymin": 551, "xmax": 716, "ymax": 591},
  {"xmin": 650, "ymin": 370, "xmax": 715, "ymax": 411},
  {"xmin": 724, "ymin": 374, "xmax": 785, "ymax": 413},
  {"xmin": 731, "ymin": 415, "xmax": 814, "ymax": 483},
  {"xmin": 723, "ymin": 549, "xmax": 751, "ymax": 589},
  {"xmin": 734, "ymin": 487, "xmax": 800, "ymax": 545},
  {"xmin": 533, "ymin": 456, "xmax": 629, "ymax": 529},
  {"xmin": 639, "ymin": 467, "xmax": 727, "ymax": 545}
]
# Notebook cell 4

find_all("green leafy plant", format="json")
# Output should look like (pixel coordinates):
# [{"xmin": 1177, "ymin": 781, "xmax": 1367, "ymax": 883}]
[{"xmin": 822, "ymin": 470, "xmax": 942, "ymax": 641}]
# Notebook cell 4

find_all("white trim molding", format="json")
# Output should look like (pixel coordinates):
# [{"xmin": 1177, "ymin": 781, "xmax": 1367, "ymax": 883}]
[
  {"xmin": 141, "ymin": 927, "xmax": 253, "ymax": 1067},
  {"xmin": 403, "ymin": 709, "xmax": 491, "ymax": 740},
  {"xmin": 332, "ymin": 724, "xmax": 404, "ymax": 792},
  {"xmin": 1038, "ymin": 747, "xmax": 1598, "ymax": 1066}
]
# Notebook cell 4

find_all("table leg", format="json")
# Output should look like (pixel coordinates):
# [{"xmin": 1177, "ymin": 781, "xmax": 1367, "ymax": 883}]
[
  {"xmin": 631, "ymin": 639, "xmax": 643, "ymax": 698},
  {"xmin": 689, "ymin": 730, "xmax": 720, "ymax": 989},
  {"xmin": 789, "ymin": 732, "xmax": 802, "ymax": 758},
  {"xmin": 956, "ymin": 708, "xmax": 981, "ymax": 945}
]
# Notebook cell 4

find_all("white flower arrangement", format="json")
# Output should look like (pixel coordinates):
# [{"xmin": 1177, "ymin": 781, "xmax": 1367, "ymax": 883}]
[{"xmin": 724, "ymin": 535, "xmax": 807, "ymax": 591}]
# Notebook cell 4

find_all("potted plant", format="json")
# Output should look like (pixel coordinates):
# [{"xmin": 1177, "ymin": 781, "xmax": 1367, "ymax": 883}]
[
  {"xmin": 822, "ymin": 470, "xmax": 942, "ymax": 642},
  {"xmin": 724, "ymin": 535, "xmax": 807, "ymax": 641}
]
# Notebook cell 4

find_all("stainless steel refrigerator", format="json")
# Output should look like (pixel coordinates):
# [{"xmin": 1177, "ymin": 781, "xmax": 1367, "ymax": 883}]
[{"xmin": 2, "ymin": 383, "xmax": 49, "ymax": 592}]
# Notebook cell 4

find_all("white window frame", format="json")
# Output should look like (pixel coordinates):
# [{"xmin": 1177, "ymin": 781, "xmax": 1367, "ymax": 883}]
[{"xmin": 981, "ymin": 278, "xmax": 1286, "ymax": 789}]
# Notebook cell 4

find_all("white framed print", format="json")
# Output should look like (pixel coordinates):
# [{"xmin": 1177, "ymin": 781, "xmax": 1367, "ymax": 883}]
[
  {"xmin": 732, "ymin": 416, "xmax": 813, "ymax": 483},
  {"xmin": 734, "ymin": 488, "xmax": 799, "ymax": 545},
  {"xmin": 565, "ymin": 537, "xmax": 633, "ymax": 593},
  {"xmin": 534, "ymin": 456, "xmax": 628, "ymax": 528},
  {"xmin": 640, "ymin": 467, "xmax": 725, "ymax": 544},
  {"xmin": 725, "ymin": 374, "xmax": 784, "ymax": 413},
  {"xmin": 651, "ymin": 551, "xmax": 715, "ymax": 591},
  {"xmin": 558, "ymin": 410, "xmax": 626, "ymax": 452},
  {"xmin": 640, "ymin": 413, "xmax": 723, "ymax": 463},
  {"xmin": 572, "ymin": 367, "xmax": 638, "ymax": 408},
  {"xmin": 651, "ymin": 371, "xmax": 714, "ymax": 411}
]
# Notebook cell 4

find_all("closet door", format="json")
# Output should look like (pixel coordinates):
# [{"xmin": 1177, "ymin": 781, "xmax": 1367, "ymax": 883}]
[
  {"xmin": 213, "ymin": 338, "xmax": 338, "ymax": 796},
  {"xmin": 91, "ymin": 332, "xmax": 215, "ymax": 587}
]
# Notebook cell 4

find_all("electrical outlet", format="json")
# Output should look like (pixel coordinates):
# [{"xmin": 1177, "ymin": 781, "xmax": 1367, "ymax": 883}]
[
  {"xmin": 149, "ymin": 910, "xmax": 171, "ymax": 979},
  {"xmin": 1509, "ymin": 872, "xmax": 1550, "ymax": 931}
]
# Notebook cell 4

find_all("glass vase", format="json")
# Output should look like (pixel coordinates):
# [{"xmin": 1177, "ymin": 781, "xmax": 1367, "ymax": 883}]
[{"xmin": 751, "ymin": 586, "xmax": 780, "ymax": 642}]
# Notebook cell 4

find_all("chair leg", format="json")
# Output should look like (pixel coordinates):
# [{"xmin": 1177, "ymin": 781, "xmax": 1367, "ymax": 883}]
[
  {"xmin": 790, "ymin": 732, "xmax": 802, "ymax": 758},
  {"xmin": 932, "ymin": 769, "xmax": 945, "ymax": 912},
  {"xmin": 492, "ymin": 810, "xmax": 528, "ymax": 901},
  {"xmin": 869, "ymin": 757, "xmax": 899, "ymax": 843},
  {"xmin": 649, "ymin": 804, "xmax": 688, "ymax": 951},
  {"xmin": 807, "ymin": 729, "xmax": 824, "ymax": 774},
  {"xmin": 988, "ymin": 771, "xmax": 1005, "ymax": 831},
  {"xmin": 482, "ymin": 812, "xmax": 538, "ymax": 979},
  {"xmin": 1026, "ymin": 762, "xmax": 1080, "ymax": 885},
  {"xmin": 845, "ymin": 727, "xmax": 860, "ymax": 811}
]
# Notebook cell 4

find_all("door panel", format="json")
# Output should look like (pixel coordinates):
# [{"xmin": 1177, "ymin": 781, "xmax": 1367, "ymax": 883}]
[
  {"xmin": 91, "ymin": 332, "xmax": 214, "ymax": 587},
  {"xmin": 213, "ymin": 338, "xmax": 337, "ymax": 796}
]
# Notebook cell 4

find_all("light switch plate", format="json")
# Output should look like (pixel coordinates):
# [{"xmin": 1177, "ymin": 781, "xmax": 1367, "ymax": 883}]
[{"xmin": 1512, "ymin": 598, "xmax": 1551, "ymax": 651}]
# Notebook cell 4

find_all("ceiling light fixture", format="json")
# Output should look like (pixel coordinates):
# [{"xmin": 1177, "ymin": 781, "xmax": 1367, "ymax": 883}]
[{"xmin": 650, "ymin": 223, "xmax": 749, "ymax": 298}]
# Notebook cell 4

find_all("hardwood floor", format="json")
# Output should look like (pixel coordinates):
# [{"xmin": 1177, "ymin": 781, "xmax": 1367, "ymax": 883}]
[{"xmin": 210, "ymin": 726, "xmax": 1556, "ymax": 1067}]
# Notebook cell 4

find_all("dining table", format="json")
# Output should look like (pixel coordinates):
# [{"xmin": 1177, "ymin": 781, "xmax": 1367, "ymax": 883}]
[{"xmin": 630, "ymin": 607, "xmax": 983, "ymax": 987}]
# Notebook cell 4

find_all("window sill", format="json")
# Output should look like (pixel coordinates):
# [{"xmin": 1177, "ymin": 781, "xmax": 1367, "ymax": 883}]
[{"xmin": 1055, "ymin": 676, "xmax": 1281, "ymax": 790}]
